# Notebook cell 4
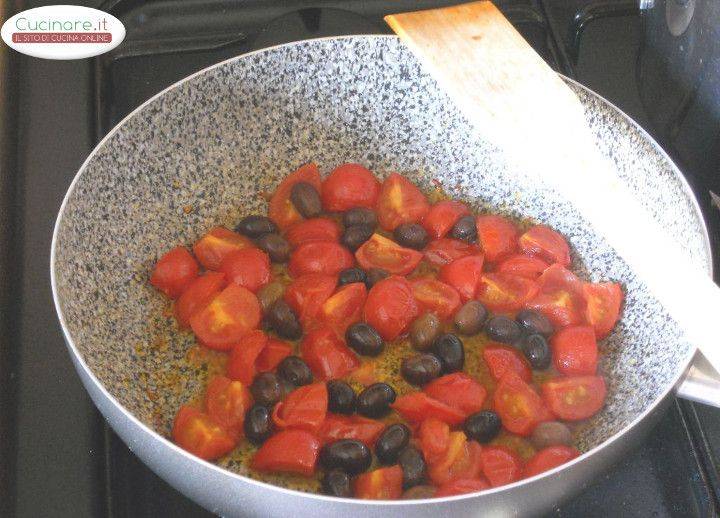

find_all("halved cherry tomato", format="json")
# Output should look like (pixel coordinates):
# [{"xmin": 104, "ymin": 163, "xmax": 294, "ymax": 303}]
[
  {"xmin": 480, "ymin": 445, "xmax": 524, "ymax": 487},
  {"xmin": 439, "ymin": 255, "xmax": 484, "ymax": 302},
  {"xmin": 272, "ymin": 382, "xmax": 328, "ymax": 433},
  {"xmin": 150, "ymin": 246, "xmax": 199, "ymax": 298},
  {"xmin": 435, "ymin": 478, "xmax": 490, "ymax": 497},
  {"xmin": 519, "ymin": 224, "xmax": 570, "ymax": 266},
  {"xmin": 321, "ymin": 163, "xmax": 380, "ymax": 212},
  {"xmin": 355, "ymin": 233, "xmax": 423, "ymax": 275},
  {"xmin": 283, "ymin": 273, "xmax": 337, "ymax": 325},
  {"xmin": 483, "ymin": 344, "xmax": 532, "ymax": 382},
  {"xmin": 551, "ymin": 326, "xmax": 597, "ymax": 375},
  {"xmin": 493, "ymin": 372, "xmax": 550, "ymax": 436},
  {"xmin": 411, "ymin": 278, "xmax": 461, "ymax": 320},
  {"xmin": 376, "ymin": 173, "xmax": 430, "ymax": 231},
  {"xmin": 319, "ymin": 413, "xmax": 385, "ymax": 446},
  {"xmin": 424, "ymin": 238, "xmax": 481, "ymax": 267},
  {"xmin": 220, "ymin": 247, "xmax": 271, "ymax": 293},
  {"xmin": 172, "ymin": 405, "xmax": 236, "ymax": 460},
  {"xmin": 317, "ymin": 282, "xmax": 367, "ymax": 337},
  {"xmin": 284, "ymin": 218, "xmax": 341, "ymax": 248},
  {"xmin": 189, "ymin": 284, "xmax": 261, "ymax": 350},
  {"xmin": 423, "ymin": 373, "xmax": 487, "ymax": 415},
  {"xmin": 205, "ymin": 375, "xmax": 252, "ymax": 438},
  {"xmin": 428, "ymin": 432, "xmax": 483, "ymax": 485},
  {"xmin": 476, "ymin": 273, "xmax": 539, "ymax": 313},
  {"xmin": 422, "ymin": 200, "xmax": 471, "ymax": 239},
  {"xmin": 496, "ymin": 254, "xmax": 549, "ymax": 279},
  {"xmin": 526, "ymin": 264, "xmax": 587, "ymax": 328},
  {"xmin": 289, "ymin": 241, "xmax": 355, "ymax": 277},
  {"xmin": 348, "ymin": 361, "xmax": 377, "ymax": 386},
  {"xmin": 301, "ymin": 326, "xmax": 359, "ymax": 380},
  {"xmin": 392, "ymin": 392, "xmax": 466, "ymax": 426},
  {"xmin": 353, "ymin": 465, "xmax": 404, "ymax": 500},
  {"xmin": 363, "ymin": 275, "xmax": 419, "ymax": 340},
  {"xmin": 419, "ymin": 418, "xmax": 451, "ymax": 464},
  {"xmin": 251, "ymin": 429, "xmax": 320, "ymax": 476},
  {"xmin": 226, "ymin": 330, "xmax": 268, "ymax": 384},
  {"xmin": 583, "ymin": 282, "xmax": 623, "ymax": 338},
  {"xmin": 268, "ymin": 163, "xmax": 322, "ymax": 230},
  {"xmin": 542, "ymin": 376, "xmax": 606, "ymax": 421},
  {"xmin": 255, "ymin": 339, "xmax": 293, "ymax": 372},
  {"xmin": 174, "ymin": 272, "xmax": 226, "ymax": 328},
  {"xmin": 193, "ymin": 227, "xmax": 253, "ymax": 271},
  {"xmin": 475, "ymin": 215, "xmax": 519, "ymax": 263},
  {"xmin": 524, "ymin": 445, "xmax": 580, "ymax": 477}
]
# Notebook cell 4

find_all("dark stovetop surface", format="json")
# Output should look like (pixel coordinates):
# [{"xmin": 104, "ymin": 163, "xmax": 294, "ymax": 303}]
[{"xmin": 4, "ymin": 1, "xmax": 720, "ymax": 517}]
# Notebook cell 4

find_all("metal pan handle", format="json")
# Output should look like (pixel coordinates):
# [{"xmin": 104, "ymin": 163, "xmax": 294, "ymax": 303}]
[{"xmin": 676, "ymin": 351, "xmax": 720, "ymax": 408}]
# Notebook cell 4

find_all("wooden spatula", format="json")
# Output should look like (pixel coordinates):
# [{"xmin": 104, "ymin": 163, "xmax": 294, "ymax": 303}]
[{"xmin": 386, "ymin": 2, "xmax": 720, "ymax": 374}]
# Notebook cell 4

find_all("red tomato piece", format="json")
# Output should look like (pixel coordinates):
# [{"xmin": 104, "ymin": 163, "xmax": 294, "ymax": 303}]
[
  {"xmin": 439, "ymin": 255, "xmax": 485, "ymax": 302},
  {"xmin": 190, "ymin": 284, "xmax": 261, "ymax": 350},
  {"xmin": 428, "ymin": 432, "xmax": 483, "ymax": 486},
  {"xmin": 354, "ymin": 465, "xmax": 404, "ymax": 500},
  {"xmin": 476, "ymin": 273, "xmax": 540, "ymax": 313},
  {"xmin": 392, "ymin": 392, "xmax": 466, "ymax": 426},
  {"xmin": 301, "ymin": 326, "xmax": 359, "ymax": 380},
  {"xmin": 226, "ymin": 330, "xmax": 268, "ymax": 385},
  {"xmin": 355, "ymin": 233, "xmax": 423, "ymax": 275},
  {"xmin": 424, "ymin": 238, "xmax": 481, "ymax": 267},
  {"xmin": 483, "ymin": 344, "xmax": 533, "ymax": 382},
  {"xmin": 493, "ymin": 373, "xmax": 550, "ymax": 436},
  {"xmin": 519, "ymin": 224, "xmax": 570, "ymax": 266},
  {"xmin": 435, "ymin": 478, "xmax": 490, "ymax": 497},
  {"xmin": 419, "ymin": 418, "xmax": 451, "ymax": 465},
  {"xmin": 172, "ymin": 405, "xmax": 236, "ymax": 460},
  {"xmin": 411, "ymin": 278, "xmax": 462, "ymax": 320},
  {"xmin": 251, "ymin": 429, "xmax": 320, "ymax": 477},
  {"xmin": 205, "ymin": 375, "xmax": 252, "ymax": 438},
  {"xmin": 289, "ymin": 241, "xmax": 355, "ymax": 277},
  {"xmin": 480, "ymin": 445, "xmax": 524, "ymax": 487},
  {"xmin": 150, "ymin": 246, "xmax": 199, "ymax": 298},
  {"xmin": 255, "ymin": 339, "xmax": 293, "ymax": 372},
  {"xmin": 423, "ymin": 373, "xmax": 487, "ymax": 415},
  {"xmin": 283, "ymin": 273, "xmax": 337, "ymax": 325},
  {"xmin": 319, "ymin": 414, "xmax": 385, "ymax": 446},
  {"xmin": 475, "ymin": 215, "xmax": 519, "ymax": 263},
  {"xmin": 551, "ymin": 326, "xmax": 598, "ymax": 375},
  {"xmin": 285, "ymin": 218, "xmax": 340, "ymax": 248},
  {"xmin": 321, "ymin": 163, "xmax": 380, "ymax": 212},
  {"xmin": 272, "ymin": 382, "xmax": 328, "ymax": 433},
  {"xmin": 524, "ymin": 445, "xmax": 580, "ymax": 477},
  {"xmin": 496, "ymin": 254, "xmax": 550, "ymax": 279},
  {"xmin": 174, "ymin": 272, "xmax": 226, "ymax": 328},
  {"xmin": 422, "ymin": 200, "xmax": 471, "ymax": 239},
  {"xmin": 268, "ymin": 163, "xmax": 322, "ymax": 230},
  {"xmin": 363, "ymin": 275, "xmax": 419, "ymax": 340},
  {"xmin": 376, "ymin": 173, "xmax": 430, "ymax": 231},
  {"xmin": 317, "ymin": 283, "xmax": 367, "ymax": 337},
  {"xmin": 583, "ymin": 282, "xmax": 623, "ymax": 339},
  {"xmin": 542, "ymin": 376, "xmax": 606, "ymax": 421},
  {"xmin": 192, "ymin": 227, "xmax": 253, "ymax": 271},
  {"xmin": 219, "ymin": 247, "xmax": 271, "ymax": 293},
  {"xmin": 526, "ymin": 264, "xmax": 587, "ymax": 328}
]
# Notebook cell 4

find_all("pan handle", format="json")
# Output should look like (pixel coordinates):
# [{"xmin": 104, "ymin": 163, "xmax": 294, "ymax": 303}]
[{"xmin": 676, "ymin": 351, "xmax": 720, "ymax": 408}]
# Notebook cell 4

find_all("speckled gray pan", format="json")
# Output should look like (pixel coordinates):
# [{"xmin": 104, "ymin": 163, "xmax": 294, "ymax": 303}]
[{"xmin": 51, "ymin": 36, "xmax": 712, "ymax": 517}]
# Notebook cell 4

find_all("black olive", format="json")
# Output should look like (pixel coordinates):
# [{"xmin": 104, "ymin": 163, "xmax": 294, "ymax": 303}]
[
  {"xmin": 409, "ymin": 313, "xmax": 441, "ymax": 351},
  {"xmin": 393, "ymin": 223, "xmax": 429, "ymax": 250},
  {"xmin": 342, "ymin": 225, "xmax": 374, "ymax": 251},
  {"xmin": 338, "ymin": 267, "xmax": 368, "ymax": 287},
  {"xmin": 520, "ymin": 334, "xmax": 551, "ymax": 370},
  {"xmin": 256, "ymin": 233, "xmax": 291, "ymax": 263},
  {"xmin": 375, "ymin": 424, "xmax": 411, "ymax": 465},
  {"xmin": 516, "ymin": 309, "xmax": 554, "ymax": 337},
  {"xmin": 250, "ymin": 372, "xmax": 282, "ymax": 407},
  {"xmin": 290, "ymin": 181, "xmax": 322, "ymax": 218},
  {"xmin": 449, "ymin": 215, "xmax": 478, "ymax": 242},
  {"xmin": 401, "ymin": 485, "xmax": 435, "ymax": 499},
  {"xmin": 256, "ymin": 282, "xmax": 285, "ymax": 313},
  {"xmin": 322, "ymin": 469, "xmax": 352, "ymax": 497},
  {"xmin": 343, "ymin": 207, "xmax": 377, "ymax": 228},
  {"xmin": 277, "ymin": 355, "xmax": 313, "ymax": 386},
  {"xmin": 236, "ymin": 215, "xmax": 277, "ymax": 238},
  {"xmin": 244, "ymin": 404, "xmax": 273, "ymax": 444},
  {"xmin": 327, "ymin": 380, "xmax": 356, "ymax": 415},
  {"xmin": 401, "ymin": 354, "xmax": 442, "ymax": 386},
  {"xmin": 319, "ymin": 439, "xmax": 372, "ymax": 475},
  {"xmin": 366, "ymin": 267, "xmax": 389, "ymax": 287},
  {"xmin": 267, "ymin": 301, "xmax": 302, "ymax": 340},
  {"xmin": 463, "ymin": 411, "xmax": 502, "ymax": 443},
  {"xmin": 530, "ymin": 421, "xmax": 573, "ymax": 449},
  {"xmin": 431, "ymin": 333, "xmax": 465, "ymax": 373},
  {"xmin": 398, "ymin": 446, "xmax": 427, "ymax": 489},
  {"xmin": 356, "ymin": 383, "xmax": 396, "ymax": 418},
  {"xmin": 454, "ymin": 301, "xmax": 488, "ymax": 335},
  {"xmin": 345, "ymin": 323, "xmax": 384, "ymax": 357},
  {"xmin": 484, "ymin": 315, "xmax": 522, "ymax": 344}
]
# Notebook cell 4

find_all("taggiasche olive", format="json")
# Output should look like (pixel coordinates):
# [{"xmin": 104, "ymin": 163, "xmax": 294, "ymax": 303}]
[
  {"xmin": 322, "ymin": 469, "xmax": 352, "ymax": 497},
  {"xmin": 277, "ymin": 355, "xmax": 313, "ymax": 386},
  {"xmin": 401, "ymin": 354, "xmax": 442, "ymax": 386},
  {"xmin": 356, "ymin": 382, "xmax": 396, "ymax": 418},
  {"xmin": 516, "ymin": 309, "xmax": 554, "ymax": 337},
  {"xmin": 530, "ymin": 421, "xmax": 574, "ymax": 449},
  {"xmin": 345, "ymin": 322, "xmax": 384, "ymax": 356},
  {"xmin": 463, "ymin": 410, "xmax": 502, "ymax": 444},
  {"xmin": 342, "ymin": 225, "xmax": 374, "ymax": 251},
  {"xmin": 290, "ymin": 181, "xmax": 322, "ymax": 218},
  {"xmin": 449, "ymin": 215, "xmax": 478, "ymax": 242},
  {"xmin": 366, "ymin": 267, "xmax": 389, "ymax": 287},
  {"xmin": 338, "ymin": 267, "xmax": 368, "ymax": 287},
  {"xmin": 401, "ymin": 485, "xmax": 435, "ymax": 499},
  {"xmin": 256, "ymin": 233, "xmax": 290, "ymax": 263},
  {"xmin": 343, "ymin": 207, "xmax": 377, "ymax": 228},
  {"xmin": 244, "ymin": 404, "xmax": 273, "ymax": 444},
  {"xmin": 256, "ymin": 281, "xmax": 285, "ymax": 313},
  {"xmin": 235, "ymin": 215, "xmax": 277, "ymax": 238},
  {"xmin": 520, "ymin": 334, "xmax": 551, "ymax": 370},
  {"xmin": 393, "ymin": 223, "xmax": 429, "ymax": 250},
  {"xmin": 484, "ymin": 315, "xmax": 522, "ymax": 344},
  {"xmin": 319, "ymin": 439, "xmax": 372, "ymax": 475},
  {"xmin": 327, "ymin": 380, "xmax": 356, "ymax": 415},
  {"xmin": 375, "ymin": 424, "xmax": 411, "ymax": 465},
  {"xmin": 398, "ymin": 446, "xmax": 427, "ymax": 489},
  {"xmin": 250, "ymin": 372, "xmax": 283, "ymax": 407},
  {"xmin": 409, "ymin": 312, "xmax": 441, "ymax": 351},
  {"xmin": 454, "ymin": 300, "xmax": 488, "ymax": 335},
  {"xmin": 431, "ymin": 333, "xmax": 465, "ymax": 373},
  {"xmin": 267, "ymin": 300, "xmax": 302, "ymax": 340}
]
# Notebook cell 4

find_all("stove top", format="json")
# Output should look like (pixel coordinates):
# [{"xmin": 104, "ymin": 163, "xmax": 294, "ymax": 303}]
[{"xmin": 4, "ymin": 1, "xmax": 720, "ymax": 517}]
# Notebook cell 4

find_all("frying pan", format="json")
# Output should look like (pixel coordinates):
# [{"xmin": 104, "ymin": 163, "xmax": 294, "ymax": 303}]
[{"xmin": 50, "ymin": 35, "xmax": 720, "ymax": 517}]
